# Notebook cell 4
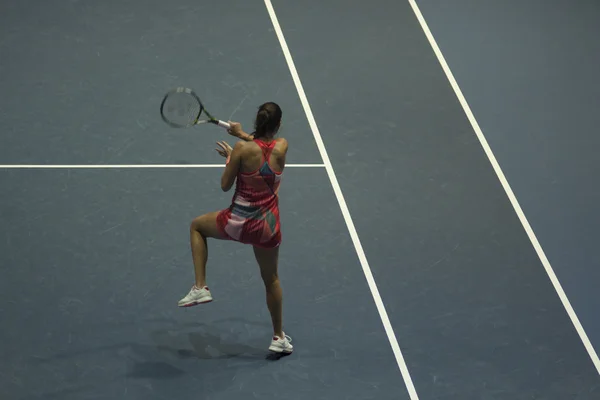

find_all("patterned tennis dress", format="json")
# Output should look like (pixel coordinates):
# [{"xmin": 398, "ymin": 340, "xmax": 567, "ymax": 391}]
[{"xmin": 216, "ymin": 139, "xmax": 283, "ymax": 248}]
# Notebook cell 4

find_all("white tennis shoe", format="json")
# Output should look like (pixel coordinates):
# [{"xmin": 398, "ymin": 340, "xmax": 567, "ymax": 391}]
[
  {"xmin": 269, "ymin": 333, "xmax": 293, "ymax": 354},
  {"xmin": 178, "ymin": 285, "xmax": 213, "ymax": 307}
]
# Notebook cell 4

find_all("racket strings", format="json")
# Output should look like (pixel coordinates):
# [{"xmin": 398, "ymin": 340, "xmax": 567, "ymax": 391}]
[{"xmin": 161, "ymin": 92, "xmax": 202, "ymax": 127}]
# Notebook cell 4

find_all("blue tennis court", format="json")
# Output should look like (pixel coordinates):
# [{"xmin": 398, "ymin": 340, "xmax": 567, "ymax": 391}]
[{"xmin": 2, "ymin": 0, "xmax": 600, "ymax": 399}]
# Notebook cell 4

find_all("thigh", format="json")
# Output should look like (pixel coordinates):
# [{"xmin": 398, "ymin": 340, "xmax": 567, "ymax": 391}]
[
  {"xmin": 191, "ymin": 211, "xmax": 228, "ymax": 240},
  {"xmin": 253, "ymin": 245, "xmax": 279, "ymax": 284}
]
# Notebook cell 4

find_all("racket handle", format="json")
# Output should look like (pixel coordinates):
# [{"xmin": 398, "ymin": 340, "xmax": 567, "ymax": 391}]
[{"xmin": 217, "ymin": 120, "xmax": 231, "ymax": 129}]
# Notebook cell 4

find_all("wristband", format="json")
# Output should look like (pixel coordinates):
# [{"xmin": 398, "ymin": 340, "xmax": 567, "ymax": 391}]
[{"xmin": 226, "ymin": 155, "xmax": 231, "ymax": 165}]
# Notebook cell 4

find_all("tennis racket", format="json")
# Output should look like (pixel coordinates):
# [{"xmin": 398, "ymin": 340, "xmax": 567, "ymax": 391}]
[{"xmin": 160, "ymin": 87, "xmax": 231, "ymax": 130}]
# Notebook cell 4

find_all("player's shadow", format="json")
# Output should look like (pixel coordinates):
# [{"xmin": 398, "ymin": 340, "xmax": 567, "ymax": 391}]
[
  {"xmin": 265, "ymin": 351, "xmax": 290, "ymax": 361},
  {"xmin": 126, "ymin": 361, "xmax": 185, "ymax": 379},
  {"xmin": 149, "ymin": 325, "xmax": 290, "ymax": 361},
  {"xmin": 121, "ymin": 324, "xmax": 289, "ymax": 385},
  {"xmin": 20, "ymin": 318, "xmax": 294, "ymax": 399},
  {"xmin": 152, "ymin": 316, "xmax": 293, "ymax": 361},
  {"xmin": 35, "ymin": 317, "xmax": 289, "ymax": 367},
  {"xmin": 150, "ymin": 329, "xmax": 265, "ymax": 361}
]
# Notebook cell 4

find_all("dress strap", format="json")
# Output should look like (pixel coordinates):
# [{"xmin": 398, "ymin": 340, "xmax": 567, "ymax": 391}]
[{"xmin": 255, "ymin": 139, "xmax": 276, "ymax": 164}]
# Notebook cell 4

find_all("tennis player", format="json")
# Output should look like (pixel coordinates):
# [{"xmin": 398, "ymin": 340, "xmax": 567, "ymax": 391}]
[{"xmin": 177, "ymin": 102, "xmax": 293, "ymax": 354}]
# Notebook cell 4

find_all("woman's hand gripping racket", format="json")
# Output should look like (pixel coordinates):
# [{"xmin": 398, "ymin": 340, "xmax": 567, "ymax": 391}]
[{"xmin": 160, "ymin": 87, "xmax": 231, "ymax": 130}]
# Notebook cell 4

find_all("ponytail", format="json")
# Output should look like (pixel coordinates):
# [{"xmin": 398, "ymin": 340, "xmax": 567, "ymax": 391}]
[{"xmin": 254, "ymin": 102, "xmax": 282, "ymax": 138}]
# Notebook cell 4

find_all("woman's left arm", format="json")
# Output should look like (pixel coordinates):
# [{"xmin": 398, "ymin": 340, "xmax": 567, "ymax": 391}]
[{"xmin": 220, "ymin": 141, "xmax": 244, "ymax": 192}]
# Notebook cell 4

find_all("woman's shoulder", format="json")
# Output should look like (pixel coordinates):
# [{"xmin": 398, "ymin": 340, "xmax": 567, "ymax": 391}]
[
  {"xmin": 274, "ymin": 137, "xmax": 288, "ymax": 151},
  {"xmin": 248, "ymin": 137, "xmax": 288, "ymax": 151},
  {"xmin": 239, "ymin": 137, "xmax": 287, "ymax": 153}
]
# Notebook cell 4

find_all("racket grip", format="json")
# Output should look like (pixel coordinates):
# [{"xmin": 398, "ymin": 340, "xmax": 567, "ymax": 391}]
[{"xmin": 217, "ymin": 120, "xmax": 231, "ymax": 129}]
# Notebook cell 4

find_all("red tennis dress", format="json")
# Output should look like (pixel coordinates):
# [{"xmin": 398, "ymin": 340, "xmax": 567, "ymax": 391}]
[{"xmin": 216, "ymin": 139, "xmax": 283, "ymax": 248}]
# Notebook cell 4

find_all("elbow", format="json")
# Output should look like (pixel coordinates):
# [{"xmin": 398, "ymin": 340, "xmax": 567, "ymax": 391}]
[{"xmin": 221, "ymin": 174, "xmax": 235, "ymax": 192}]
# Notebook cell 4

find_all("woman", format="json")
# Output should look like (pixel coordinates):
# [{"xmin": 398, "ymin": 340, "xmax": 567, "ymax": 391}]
[{"xmin": 177, "ymin": 102, "xmax": 293, "ymax": 354}]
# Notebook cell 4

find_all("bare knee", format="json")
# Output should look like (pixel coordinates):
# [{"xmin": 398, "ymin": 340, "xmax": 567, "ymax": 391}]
[
  {"xmin": 190, "ymin": 212, "xmax": 223, "ymax": 238},
  {"xmin": 190, "ymin": 216, "xmax": 203, "ymax": 233},
  {"xmin": 261, "ymin": 271, "xmax": 280, "ymax": 290}
]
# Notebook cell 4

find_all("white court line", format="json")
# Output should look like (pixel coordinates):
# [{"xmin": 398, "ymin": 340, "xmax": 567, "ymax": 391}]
[
  {"xmin": 407, "ymin": 0, "xmax": 600, "ymax": 375},
  {"xmin": 0, "ymin": 164, "xmax": 325, "ymax": 169},
  {"xmin": 263, "ymin": 1, "xmax": 420, "ymax": 399}
]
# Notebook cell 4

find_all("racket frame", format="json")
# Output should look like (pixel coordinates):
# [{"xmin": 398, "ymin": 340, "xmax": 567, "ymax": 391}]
[{"xmin": 160, "ymin": 87, "xmax": 231, "ymax": 130}]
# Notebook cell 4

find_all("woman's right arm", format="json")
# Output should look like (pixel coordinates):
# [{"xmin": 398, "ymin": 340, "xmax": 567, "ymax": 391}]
[{"xmin": 227, "ymin": 121, "xmax": 254, "ymax": 141}]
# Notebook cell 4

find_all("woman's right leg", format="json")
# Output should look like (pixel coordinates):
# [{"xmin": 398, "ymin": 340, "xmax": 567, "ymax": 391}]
[{"xmin": 253, "ymin": 245, "xmax": 293, "ymax": 353}]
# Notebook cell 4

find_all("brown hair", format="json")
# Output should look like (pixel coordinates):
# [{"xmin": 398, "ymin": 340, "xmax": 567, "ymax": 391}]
[{"xmin": 254, "ymin": 102, "xmax": 282, "ymax": 139}]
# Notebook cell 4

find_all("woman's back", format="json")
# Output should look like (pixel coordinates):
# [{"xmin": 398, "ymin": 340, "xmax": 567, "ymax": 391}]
[
  {"xmin": 239, "ymin": 138, "xmax": 287, "ymax": 173},
  {"xmin": 234, "ymin": 138, "xmax": 288, "ymax": 207}
]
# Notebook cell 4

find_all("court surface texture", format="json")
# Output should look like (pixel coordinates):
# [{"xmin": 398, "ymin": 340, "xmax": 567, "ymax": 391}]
[{"xmin": 1, "ymin": 0, "xmax": 600, "ymax": 399}]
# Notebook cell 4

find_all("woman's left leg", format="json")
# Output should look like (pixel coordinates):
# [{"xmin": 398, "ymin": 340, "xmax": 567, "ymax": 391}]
[{"xmin": 178, "ymin": 211, "xmax": 227, "ymax": 307}]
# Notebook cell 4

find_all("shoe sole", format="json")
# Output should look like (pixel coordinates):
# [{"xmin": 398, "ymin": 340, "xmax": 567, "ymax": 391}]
[
  {"xmin": 268, "ymin": 346, "xmax": 293, "ymax": 354},
  {"xmin": 178, "ymin": 298, "xmax": 213, "ymax": 307}
]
